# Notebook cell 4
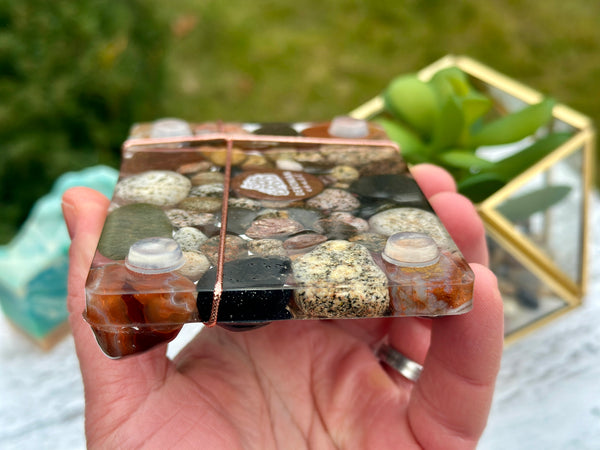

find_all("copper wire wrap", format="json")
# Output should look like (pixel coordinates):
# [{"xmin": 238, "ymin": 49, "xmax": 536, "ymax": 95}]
[{"xmin": 123, "ymin": 130, "xmax": 399, "ymax": 327}]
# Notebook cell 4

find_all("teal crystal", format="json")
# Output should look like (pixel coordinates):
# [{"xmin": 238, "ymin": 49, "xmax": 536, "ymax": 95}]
[{"xmin": 0, "ymin": 166, "xmax": 118, "ymax": 343}]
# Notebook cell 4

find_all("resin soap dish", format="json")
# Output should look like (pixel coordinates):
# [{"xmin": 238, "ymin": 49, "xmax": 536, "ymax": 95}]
[{"xmin": 85, "ymin": 117, "xmax": 474, "ymax": 358}]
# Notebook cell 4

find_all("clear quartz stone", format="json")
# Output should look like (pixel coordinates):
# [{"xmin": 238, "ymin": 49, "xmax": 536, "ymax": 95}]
[
  {"xmin": 327, "ymin": 116, "xmax": 370, "ymax": 138},
  {"xmin": 382, "ymin": 232, "xmax": 440, "ymax": 267},
  {"xmin": 150, "ymin": 118, "xmax": 193, "ymax": 138},
  {"xmin": 125, "ymin": 237, "xmax": 186, "ymax": 274}
]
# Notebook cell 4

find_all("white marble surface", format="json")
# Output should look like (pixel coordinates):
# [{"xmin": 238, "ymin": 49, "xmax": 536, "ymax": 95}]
[{"xmin": 1, "ymin": 200, "xmax": 599, "ymax": 449}]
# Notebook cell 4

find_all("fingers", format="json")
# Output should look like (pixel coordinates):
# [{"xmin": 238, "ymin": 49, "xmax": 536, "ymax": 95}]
[
  {"xmin": 62, "ymin": 187, "xmax": 172, "ymax": 406},
  {"xmin": 410, "ymin": 163, "xmax": 457, "ymax": 197},
  {"xmin": 429, "ymin": 192, "xmax": 489, "ymax": 266},
  {"xmin": 408, "ymin": 264, "xmax": 504, "ymax": 448}
]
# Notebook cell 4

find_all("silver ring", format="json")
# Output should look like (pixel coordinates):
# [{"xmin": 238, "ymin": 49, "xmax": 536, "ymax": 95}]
[{"xmin": 377, "ymin": 344, "xmax": 423, "ymax": 382}]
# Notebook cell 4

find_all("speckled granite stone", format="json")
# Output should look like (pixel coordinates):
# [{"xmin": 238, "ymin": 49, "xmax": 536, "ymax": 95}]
[{"xmin": 292, "ymin": 240, "xmax": 390, "ymax": 318}]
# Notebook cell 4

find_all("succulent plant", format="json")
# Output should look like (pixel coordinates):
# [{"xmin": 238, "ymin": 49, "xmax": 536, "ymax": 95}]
[{"xmin": 373, "ymin": 67, "xmax": 572, "ymax": 203}]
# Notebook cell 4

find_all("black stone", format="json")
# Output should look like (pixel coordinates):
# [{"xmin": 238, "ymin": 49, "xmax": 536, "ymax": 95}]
[
  {"xmin": 196, "ymin": 257, "xmax": 293, "ymax": 322},
  {"xmin": 349, "ymin": 174, "xmax": 429, "ymax": 206},
  {"xmin": 218, "ymin": 207, "xmax": 260, "ymax": 235},
  {"xmin": 253, "ymin": 123, "xmax": 299, "ymax": 136}
]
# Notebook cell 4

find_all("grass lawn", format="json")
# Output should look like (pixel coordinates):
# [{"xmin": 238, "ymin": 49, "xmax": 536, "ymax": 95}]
[{"xmin": 1, "ymin": 0, "xmax": 599, "ymax": 243}]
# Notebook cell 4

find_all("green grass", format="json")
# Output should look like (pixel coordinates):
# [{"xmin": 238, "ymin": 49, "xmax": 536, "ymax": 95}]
[{"xmin": 2, "ymin": 0, "xmax": 599, "ymax": 243}]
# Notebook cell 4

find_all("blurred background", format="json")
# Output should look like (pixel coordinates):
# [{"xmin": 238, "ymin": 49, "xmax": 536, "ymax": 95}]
[{"xmin": 2, "ymin": 0, "xmax": 599, "ymax": 244}]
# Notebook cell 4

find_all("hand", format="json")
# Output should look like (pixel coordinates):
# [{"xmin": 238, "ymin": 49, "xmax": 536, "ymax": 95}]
[{"xmin": 63, "ymin": 163, "xmax": 503, "ymax": 449}]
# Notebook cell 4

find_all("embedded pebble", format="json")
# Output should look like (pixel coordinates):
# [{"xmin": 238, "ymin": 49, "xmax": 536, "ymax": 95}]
[
  {"xmin": 255, "ymin": 209, "xmax": 289, "ymax": 220},
  {"xmin": 196, "ymin": 257, "xmax": 293, "ymax": 322},
  {"xmin": 350, "ymin": 174, "xmax": 424, "ymax": 204},
  {"xmin": 190, "ymin": 171, "xmax": 225, "ymax": 186},
  {"xmin": 173, "ymin": 227, "xmax": 208, "ymax": 251},
  {"xmin": 241, "ymin": 154, "xmax": 272, "ymax": 170},
  {"xmin": 247, "ymin": 239, "xmax": 288, "ymax": 258},
  {"xmin": 178, "ymin": 251, "xmax": 211, "ymax": 281},
  {"xmin": 313, "ymin": 219, "xmax": 358, "ymax": 240},
  {"xmin": 190, "ymin": 183, "xmax": 225, "ymax": 197},
  {"xmin": 177, "ymin": 161, "xmax": 213, "ymax": 175},
  {"xmin": 283, "ymin": 234, "xmax": 327, "ymax": 252},
  {"xmin": 292, "ymin": 240, "xmax": 390, "ymax": 318},
  {"xmin": 166, "ymin": 209, "xmax": 215, "ymax": 228},
  {"xmin": 305, "ymin": 188, "xmax": 360, "ymax": 211},
  {"xmin": 368, "ymin": 207, "xmax": 453, "ymax": 248},
  {"xmin": 201, "ymin": 147, "xmax": 247, "ymax": 166},
  {"xmin": 222, "ymin": 207, "xmax": 260, "ymax": 235},
  {"xmin": 330, "ymin": 165, "xmax": 360, "ymax": 183},
  {"xmin": 97, "ymin": 204, "xmax": 173, "ymax": 260},
  {"xmin": 293, "ymin": 150, "xmax": 326, "ymax": 165},
  {"xmin": 114, "ymin": 171, "xmax": 191, "ymax": 206},
  {"xmin": 276, "ymin": 158, "xmax": 304, "ymax": 172},
  {"xmin": 320, "ymin": 145, "xmax": 398, "ymax": 167},
  {"xmin": 200, "ymin": 235, "xmax": 248, "ymax": 264},
  {"xmin": 228, "ymin": 197, "xmax": 262, "ymax": 210},
  {"xmin": 178, "ymin": 196, "xmax": 222, "ymax": 213},
  {"xmin": 245, "ymin": 218, "xmax": 304, "ymax": 239},
  {"xmin": 253, "ymin": 123, "xmax": 299, "ymax": 136},
  {"xmin": 349, "ymin": 233, "xmax": 388, "ymax": 253},
  {"xmin": 329, "ymin": 212, "xmax": 369, "ymax": 232}
]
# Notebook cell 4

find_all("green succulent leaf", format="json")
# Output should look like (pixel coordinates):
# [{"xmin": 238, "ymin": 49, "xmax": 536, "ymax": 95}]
[
  {"xmin": 457, "ymin": 172, "xmax": 506, "ymax": 203},
  {"xmin": 437, "ymin": 150, "xmax": 495, "ymax": 171},
  {"xmin": 373, "ymin": 117, "xmax": 427, "ymax": 163},
  {"xmin": 383, "ymin": 74, "xmax": 439, "ymax": 137},
  {"xmin": 482, "ymin": 131, "xmax": 572, "ymax": 181},
  {"xmin": 430, "ymin": 95, "xmax": 464, "ymax": 152},
  {"xmin": 497, "ymin": 185, "xmax": 571, "ymax": 222},
  {"xmin": 468, "ymin": 97, "xmax": 556, "ymax": 146},
  {"xmin": 429, "ymin": 67, "xmax": 472, "ymax": 100}
]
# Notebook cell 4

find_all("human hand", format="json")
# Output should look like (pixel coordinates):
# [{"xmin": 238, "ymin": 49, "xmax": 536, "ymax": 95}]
[{"xmin": 62, "ymin": 163, "xmax": 503, "ymax": 449}]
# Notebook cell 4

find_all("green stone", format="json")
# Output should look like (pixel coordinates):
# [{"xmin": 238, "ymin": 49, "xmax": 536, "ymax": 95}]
[{"xmin": 97, "ymin": 203, "xmax": 174, "ymax": 260}]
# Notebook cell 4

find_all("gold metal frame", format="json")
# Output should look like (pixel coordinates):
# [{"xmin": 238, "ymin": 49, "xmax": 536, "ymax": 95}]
[{"xmin": 350, "ymin": 55, "xmax": 596, "ymax": 343}]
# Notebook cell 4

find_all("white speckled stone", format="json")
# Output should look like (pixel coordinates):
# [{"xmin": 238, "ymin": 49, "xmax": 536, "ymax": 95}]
[
  {"xmin": 114, "ymin": 171, "xmax": 191, "ymax": 206},
  {"xmin": 173, "ymin": 227, "xmax": 208, "ymax": 251},
  {"xmin": 292, "ymin": 240, "xmax": 390, "ymax": 318},
  {"xmin": 368, "ymin": 207, "xmax": 454, "ymax": 249},
  {"xmin": 305, "ymin": 188, "xmax": 360, "ymax": 211}
]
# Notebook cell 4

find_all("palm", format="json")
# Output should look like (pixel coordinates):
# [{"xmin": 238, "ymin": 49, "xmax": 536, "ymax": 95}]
[
  {"xmin": 86, "ymin": 320, "xmax": 422, "ymax": 448},
  {"xmin": 65, "ymin": 165, "xmax": 503, "ymax": 449}
]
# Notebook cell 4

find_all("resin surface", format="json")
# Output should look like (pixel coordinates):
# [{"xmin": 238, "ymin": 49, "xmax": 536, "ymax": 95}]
[{"xmin": 85, "ymin": 119, "xmax": 474, "ymax": 357}]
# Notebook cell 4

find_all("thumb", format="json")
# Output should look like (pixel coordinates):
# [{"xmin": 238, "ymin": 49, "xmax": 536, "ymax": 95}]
[{"xmin": 62, "ymin": 187, "xmax": 172, "ymax": 411}]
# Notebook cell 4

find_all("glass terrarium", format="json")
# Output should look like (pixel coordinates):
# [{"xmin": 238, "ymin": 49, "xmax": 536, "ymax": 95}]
[{"xmin": 351, "ymin": 55, "xmax": 596, "ymax": 343}]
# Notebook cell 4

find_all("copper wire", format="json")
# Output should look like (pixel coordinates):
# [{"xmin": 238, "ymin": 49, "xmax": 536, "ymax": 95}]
[
  {"xmin": 206, "ymin": 138, "xmax": 234, "ymax": 327},
  {"xmin": 121, "ymin": 129, "xmax": 399, "ymax": 327}
]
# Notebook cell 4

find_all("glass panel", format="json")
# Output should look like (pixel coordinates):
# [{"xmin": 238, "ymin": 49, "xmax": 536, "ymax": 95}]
[
  {"xmin": 488, "ymin": 237, "xmax": 568, "ymax": 336},
  {"xmin": 495, "ymin": 145, "xmax": 585, "ymax": 285}
]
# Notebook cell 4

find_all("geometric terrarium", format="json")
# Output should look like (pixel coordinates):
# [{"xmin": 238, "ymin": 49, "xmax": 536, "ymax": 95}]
[{"xmin": 351, "ymin": 55, "xmax": 596, "ymax": 343}]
